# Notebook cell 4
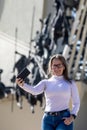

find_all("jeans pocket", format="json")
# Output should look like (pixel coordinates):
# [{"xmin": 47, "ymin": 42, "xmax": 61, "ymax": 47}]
[{"xmin": 42, "ymin": 113, "xmax": 48, "ymax": 120}]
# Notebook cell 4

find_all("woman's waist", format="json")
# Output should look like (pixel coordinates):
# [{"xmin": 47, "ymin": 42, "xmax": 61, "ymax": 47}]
[
  {"xmin": 44, "ymin": 108, "xmax": 69, "ymax": 116},
  {"xmin": 45, "ymin": 103, "xmax": 69, "ymax": 112}
]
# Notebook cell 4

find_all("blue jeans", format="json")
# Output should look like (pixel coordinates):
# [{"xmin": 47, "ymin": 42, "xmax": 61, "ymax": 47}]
[{"xmin": 41, "ymin": 110, "xmax": 73, "ymax": 130}]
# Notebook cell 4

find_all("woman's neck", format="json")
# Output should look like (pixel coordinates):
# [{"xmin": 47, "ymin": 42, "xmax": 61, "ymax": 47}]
[{"xmin": 52, "ymin": 75, "xmax": 64, "ymax": 79}]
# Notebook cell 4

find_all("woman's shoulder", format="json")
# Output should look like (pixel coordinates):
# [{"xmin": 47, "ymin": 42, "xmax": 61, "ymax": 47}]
[
  {"xmin": 69, "ymin": 79, "xmax": 78, "ymax": 89},
  {"xmin": 41, "ymin": 77, "xmax": 53, "ymax": 83},
  {"xmin": 40, "ymin": 78, "xmax": 49, "ymax": 83},
  {"xmin": 67, "ymin": 77, "xmax": 75, "ymax": 83}
]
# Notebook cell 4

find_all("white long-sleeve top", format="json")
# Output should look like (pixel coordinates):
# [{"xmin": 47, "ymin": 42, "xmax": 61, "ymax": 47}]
[{"xmin": 22, "ymin": 75, "xmax": 80, "ymax": 116}]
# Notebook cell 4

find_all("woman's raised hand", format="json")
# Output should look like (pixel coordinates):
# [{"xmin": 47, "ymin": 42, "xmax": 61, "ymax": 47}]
[{"xmin": 16, "ymin": 78, "xmax": 24, "ymax": 87}]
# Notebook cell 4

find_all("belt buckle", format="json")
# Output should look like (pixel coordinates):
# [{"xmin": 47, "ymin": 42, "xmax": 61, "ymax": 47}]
[
  {"xmin": 50, "ymin": 112, "xmax": 53, "ymax": 116},
  {"xmin": 51, "ymin": 112, "xmax": 59, "ymax": 116}
]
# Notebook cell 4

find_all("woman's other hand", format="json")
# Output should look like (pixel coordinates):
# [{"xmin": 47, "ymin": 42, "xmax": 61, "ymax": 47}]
[{"xmin": 63, "ymin": 115, "xmax": 74, "ymax": 125}]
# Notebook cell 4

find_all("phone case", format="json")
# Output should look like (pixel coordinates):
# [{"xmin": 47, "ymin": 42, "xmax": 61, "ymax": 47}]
[{"xmin": 17, "ymin": 67, "xmax": 30, "ymax": 80}]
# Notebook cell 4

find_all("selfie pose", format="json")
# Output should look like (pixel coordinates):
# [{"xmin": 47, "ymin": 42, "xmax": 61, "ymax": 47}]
[{"xmin": 16, "ymin": 54, "xmax": 80, "ymax": 130}]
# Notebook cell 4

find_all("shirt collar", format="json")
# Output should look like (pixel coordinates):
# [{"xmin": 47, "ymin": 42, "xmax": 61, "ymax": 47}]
[{"xmin": 52, "ymin": 75, "xmax": 64, "ymax": 80}]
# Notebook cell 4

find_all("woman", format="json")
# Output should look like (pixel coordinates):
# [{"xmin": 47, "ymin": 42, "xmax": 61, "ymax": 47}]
[{"xmin": 16, "ymin": 54, "xmax": 80, "ymax": 130}]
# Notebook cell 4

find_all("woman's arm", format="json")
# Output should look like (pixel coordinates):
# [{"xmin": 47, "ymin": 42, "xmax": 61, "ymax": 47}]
[
  {"xmin": 16, "ymin": 78, "xmax": 46, "ymax": 95},
  {"xmin": 70, "ymin": 81, "xmax": 80, "ymax": 116},
  {"xmin": 63, "ymin": 81, "xmax": 80, "ymax": 125}
]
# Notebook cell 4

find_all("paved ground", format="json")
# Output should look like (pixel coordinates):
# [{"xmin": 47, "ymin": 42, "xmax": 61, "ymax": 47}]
[{"xmin": 0, "ymin": 95, "xmax": 44, "ymax": 130}]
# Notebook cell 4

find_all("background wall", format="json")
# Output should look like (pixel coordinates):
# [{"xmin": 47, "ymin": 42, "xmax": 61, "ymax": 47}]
[
  {"xmin": 0, "ymin": 0, "xmax": 44, "ymax": 44},
  {"xmin": 0, "ymin": 0, "xmax": 44, "ymax": 86}
]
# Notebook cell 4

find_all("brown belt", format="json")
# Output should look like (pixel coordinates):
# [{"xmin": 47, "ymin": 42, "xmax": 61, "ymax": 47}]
[{"xmin": 45, "ymin": 109, "xmax": 68, "ymax": 116}]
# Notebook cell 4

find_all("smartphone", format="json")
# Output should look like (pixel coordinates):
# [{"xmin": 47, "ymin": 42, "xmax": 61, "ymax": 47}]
[{"xmin": 17, "ymin": 67, "xmax": 30, "ymax": 80}]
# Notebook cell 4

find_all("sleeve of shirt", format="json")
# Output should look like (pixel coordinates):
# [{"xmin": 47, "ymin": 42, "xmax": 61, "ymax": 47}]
[
  {"xmin": 70, "ymin": 81, "xmax": 80, "ymax": 116},
  {"xmin": 20, "ymin": 79, "xmax": 46, "ymax": 95}
]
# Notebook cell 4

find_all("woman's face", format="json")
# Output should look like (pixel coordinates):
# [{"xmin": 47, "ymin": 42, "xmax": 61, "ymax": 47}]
[{"xmin": 51, "ymin": 58, "xmax": 65, "ymax": 76}]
